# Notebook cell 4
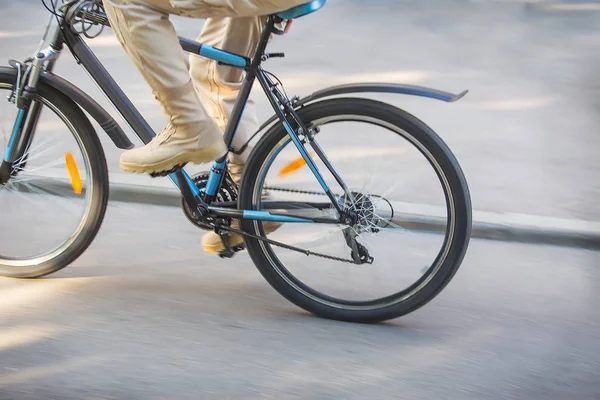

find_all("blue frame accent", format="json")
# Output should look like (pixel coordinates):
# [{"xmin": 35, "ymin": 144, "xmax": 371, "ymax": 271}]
[
  {"xmin": 281, "ymin": 120, "xmax": 330, "ymax": 193},
  {"xmin": 205, "ymin": 160, "xmax": 227, "ymax": 196},
  {"xmin": 243, "ymin": 210, "xmax": 312, "ymax": 223},
  {"xmin": 168, "ymin": 170, "xmax": 201, "ymax": 197},
  {"xmin": 4, "ymin": 109, "xmax": 25, "ymax": 162},
  {"xmin": 277, "ymin": 0, "xmax": 326, "ymax": 20},
  {"xmin": 199, "ymin": 45, "xmax": 248, "ymax": 68}
]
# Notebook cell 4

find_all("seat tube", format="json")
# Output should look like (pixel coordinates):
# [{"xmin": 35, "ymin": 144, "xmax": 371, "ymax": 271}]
[{"xmin": 203, "ymin": 17, "xmax": 276, "ymax": 202}]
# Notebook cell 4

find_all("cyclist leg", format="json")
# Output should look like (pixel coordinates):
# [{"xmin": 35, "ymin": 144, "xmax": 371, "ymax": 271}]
[
  {"xmin": 189, "ymin": 16, "xmax": 283, "ymax": 253},
  {"xmin": 103, "ymin": 0, "xmax": 305, "ymax": 174},
  {"xmin": 189, "ymin": 16, "xmax": 265, "ymax": 185}
]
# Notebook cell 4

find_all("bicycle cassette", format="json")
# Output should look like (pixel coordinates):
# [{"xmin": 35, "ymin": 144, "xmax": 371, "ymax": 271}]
[{"xmin": 181, "ymin": 171, "xmax": 238, "ymax": 230}]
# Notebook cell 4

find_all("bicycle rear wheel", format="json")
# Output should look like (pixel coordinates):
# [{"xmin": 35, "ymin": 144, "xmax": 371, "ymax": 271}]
[
  {"xmin": 0, "ymin": 68, "xmax": 109, "ymax": 278},
  {"xmin": 239, "ymin": 97, "xmax": 471, "ymax": 322}
]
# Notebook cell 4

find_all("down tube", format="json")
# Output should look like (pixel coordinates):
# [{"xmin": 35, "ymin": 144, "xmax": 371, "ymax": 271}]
[{"xmin": 66, "ymin": 28, "xmax": 202, "ymax": 196}]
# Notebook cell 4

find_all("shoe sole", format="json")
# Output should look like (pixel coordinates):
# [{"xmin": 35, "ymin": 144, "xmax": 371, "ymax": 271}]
[
  {"xmin": 203, "ymin": 235, "xmax": 246, "ymax": 253},
  {"xmin": 202, "ymin": 222, "xmax": 283, "ymax": 254},
  {"xmin": 120, "ymin": 141, "xmax": 228, "ymax": 174}
]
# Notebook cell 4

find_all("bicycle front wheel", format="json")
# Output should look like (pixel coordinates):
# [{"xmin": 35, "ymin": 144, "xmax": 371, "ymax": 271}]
[
  {"xmin": 0, "ymin": 68, "xmax": 109, "ymax": 278},
  {"xmin": 240, "ymin": 97, "xmax": 471, "ymax": 322}
]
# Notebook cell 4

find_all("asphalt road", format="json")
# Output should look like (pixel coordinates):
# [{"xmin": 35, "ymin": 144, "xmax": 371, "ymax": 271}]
[
  {"xmin": 1, "ymin": 2, "xmax": 600, "ymax": 399},
  {"xmin": 1, "ymin": 202, "xmax": 599, "ymax": 399},
  {"xmin": 0, "ymin": 0, "xmax": 599, "ymax": 221}
]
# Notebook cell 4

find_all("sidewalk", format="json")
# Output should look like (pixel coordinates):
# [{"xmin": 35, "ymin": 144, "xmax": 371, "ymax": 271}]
[
  {"xmin": 525, "ymin": 0, "xmax": 600, "ymax": 11},
  {"xmin": 27, "ymin": 169, "xmax": 600, "ymax": 250},
  {"xmin": 106, "ymin": 173, "xmax": 600, "ymax": 250}
]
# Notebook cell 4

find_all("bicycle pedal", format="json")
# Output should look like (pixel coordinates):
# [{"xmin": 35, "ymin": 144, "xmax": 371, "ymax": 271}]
[
  {"xmin": 148, "ymin": 163, "xmax": 188, "ymax": 178},
  {"xmin": 218, "ymin": 245, "xmax": 244, "ymax": 259}
]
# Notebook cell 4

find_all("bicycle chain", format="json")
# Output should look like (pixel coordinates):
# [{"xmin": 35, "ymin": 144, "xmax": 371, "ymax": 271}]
[
  {"xmin": 252, "ymin": 186, "xmax": 371, "ymax": 264},
  {"xmin": 264, "ymin": 186, "xmax": 328, "ymax": 196},
  {"xmin": 183, "ymin": 179, "xmax": 362, "ymax": 264},
  {"xmin": 219, "ymin": 225, "xmax": 360, "ymax": 265},
  {"xmin": 258, "ymin": 186, "xmax": 376, "ymax": 264}
]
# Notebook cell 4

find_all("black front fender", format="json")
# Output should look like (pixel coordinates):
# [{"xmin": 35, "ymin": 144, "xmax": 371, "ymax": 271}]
[
  {"xmin": 1, "ymin": 64, "xmax": 132, "ymax": 149},
  {"xmin": 40, "ymin": 71, "xmax": 134, "ymax": 149}
]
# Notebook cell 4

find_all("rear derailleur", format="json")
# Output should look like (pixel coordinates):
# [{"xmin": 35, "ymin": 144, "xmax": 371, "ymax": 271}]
[{"xmin": 342, "ymin": 226, "xmax": 373, "ymax": 264}]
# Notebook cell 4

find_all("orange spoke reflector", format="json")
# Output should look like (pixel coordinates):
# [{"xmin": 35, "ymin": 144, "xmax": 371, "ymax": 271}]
[
  {"xmin": 65, "ymin": 152, "xmax": 82, "ymax": 194},
  {"xmin": 278, "ymin": 152, "xmax": 315, "ymax": 177}
]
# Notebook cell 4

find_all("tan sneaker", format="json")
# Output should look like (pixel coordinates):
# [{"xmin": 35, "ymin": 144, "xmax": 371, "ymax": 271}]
[
  {"xmin": 202, "ymin": 219, "xmax": 283, "ymax": 254},
  {"xmin": 120, "ymin": 122, "xmax": 227, "ymax": 174}
]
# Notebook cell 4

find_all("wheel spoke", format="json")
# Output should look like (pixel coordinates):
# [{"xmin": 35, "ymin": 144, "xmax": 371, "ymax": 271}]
[
  {"xmin": 12, "ymin": 136, "xmax": 57, "ymax": 166},
  {"xmin": 239, "ymin": 97, "xmax": 470, "ymax": 322},
  {"xmin": 0, "ymin": 80, "xmax": 107, "ymax": 278}
]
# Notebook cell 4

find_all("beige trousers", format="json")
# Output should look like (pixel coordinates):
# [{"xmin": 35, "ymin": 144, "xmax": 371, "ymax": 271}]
[{"xmin": 103, "ymin": 0, "xmax": 305, "ymax": 164}]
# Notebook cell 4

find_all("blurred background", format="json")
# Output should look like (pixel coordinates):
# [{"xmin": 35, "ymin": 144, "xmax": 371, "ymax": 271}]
[{"xmin": 0, "ymin": 0, "xmax": 598, "ymax": 398}]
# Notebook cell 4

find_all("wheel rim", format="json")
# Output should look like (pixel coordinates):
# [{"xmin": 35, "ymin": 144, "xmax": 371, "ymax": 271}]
[
  {"xmin": 250, "ymin": 111, "xmax": 457, "ymax": 310},
  {"xmin": 0, "ymin": 83, "xmax": 95, "ymax": 267}
]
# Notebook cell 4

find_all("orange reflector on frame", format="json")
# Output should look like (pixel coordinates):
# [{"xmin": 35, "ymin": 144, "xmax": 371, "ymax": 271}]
[{"xmin": 65, "ymin": 152, "xmax": 82, "ymax": 194}]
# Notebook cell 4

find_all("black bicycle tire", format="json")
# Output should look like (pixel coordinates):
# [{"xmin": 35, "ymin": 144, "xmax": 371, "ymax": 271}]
[
  {"xmin": 0, "ymin": 68, "xmax": 109, "ymax": 278},
  {"xmin": 239, "ymin": 97, "xmax": 472, "ymax": 323}
]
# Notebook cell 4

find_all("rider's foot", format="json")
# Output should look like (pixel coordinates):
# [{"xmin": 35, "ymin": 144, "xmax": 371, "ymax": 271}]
[
  {"xmin": 201, "ymin": 162, "xmax": 282, "ymax": 253},
  {"xmin": 119, "ymin": 122, "xmax": 227, "ymax": 174},
  {"xmin": 201, "ymin": 219, "xmax": 282, "ymax": 253}
]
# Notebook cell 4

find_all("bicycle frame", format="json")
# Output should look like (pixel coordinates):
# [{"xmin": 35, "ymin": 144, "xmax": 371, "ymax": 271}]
[{"xmin": 5, "ymin": 5, "xmax": 346, "ymax": 226}]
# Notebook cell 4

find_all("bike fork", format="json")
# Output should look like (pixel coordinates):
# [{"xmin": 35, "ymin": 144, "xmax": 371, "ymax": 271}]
[{"xmin": 1, "ymin": 49, "xmax": 60, "ymax": 184}]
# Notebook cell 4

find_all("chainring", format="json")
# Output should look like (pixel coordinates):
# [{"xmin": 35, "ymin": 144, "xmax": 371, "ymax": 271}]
[{"xmin": 181, "ymin": 171, "xmax": 238, "ymax": 230}]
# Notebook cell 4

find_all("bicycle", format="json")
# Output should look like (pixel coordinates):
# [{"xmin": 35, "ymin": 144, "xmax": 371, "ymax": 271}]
[{"xmin": 0, "ymin": 0, "xmax": 472, "ymax": 322}]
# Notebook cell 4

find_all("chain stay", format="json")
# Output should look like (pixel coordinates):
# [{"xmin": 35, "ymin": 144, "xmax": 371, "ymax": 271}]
[{"xmin": 180, "ymin": 177, "xmax": 365, "ymax": 264}]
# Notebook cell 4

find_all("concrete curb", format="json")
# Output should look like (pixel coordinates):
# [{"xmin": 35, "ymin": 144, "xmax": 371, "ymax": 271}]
[
  {"xmin": 524, "ymin": 0, "xmax": 600, "ymax": 12},
  {"xmin": 104, "ymin": 173, "xmax": 600, "ymax": 251},
  {"xmin": 18, "ymin": 170, "xmax": 600, "ymax": 250}
]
